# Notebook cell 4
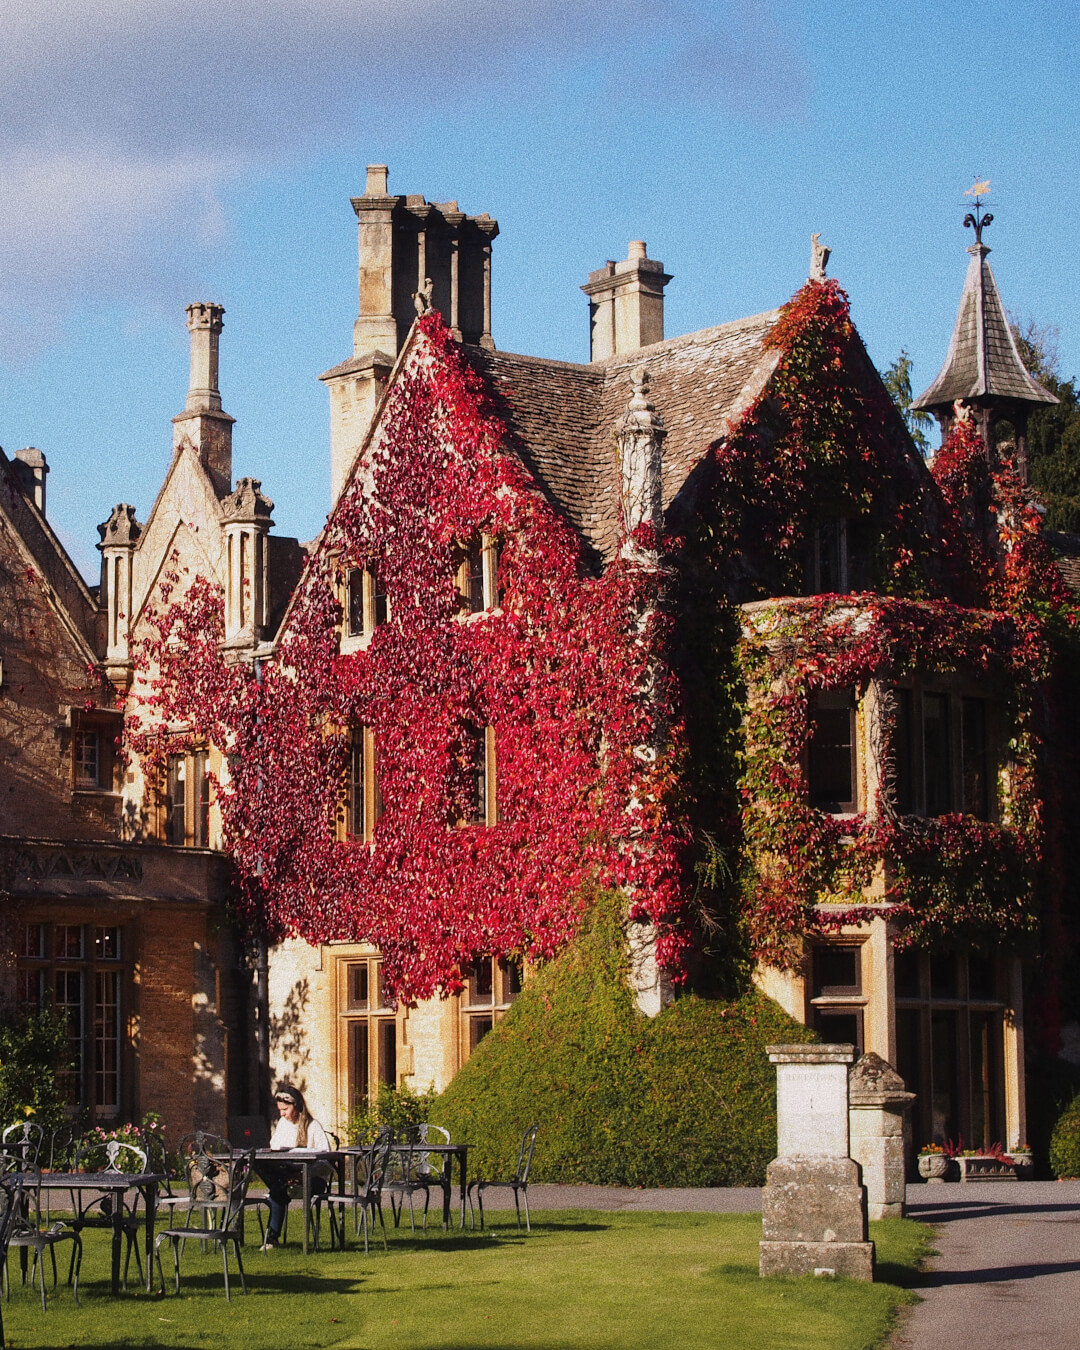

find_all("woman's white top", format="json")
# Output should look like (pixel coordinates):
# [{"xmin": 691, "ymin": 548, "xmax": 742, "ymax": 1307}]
[{"xmin": 269, "ymin": 1116, "xmax": 331, "ymax": 1152}]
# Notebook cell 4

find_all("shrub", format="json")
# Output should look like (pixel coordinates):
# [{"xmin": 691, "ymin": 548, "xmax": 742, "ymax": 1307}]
[
  {"xmin": 1050, "ymin": 1090, "xmax": 1080, "ymax": 1178},
  {"xmin": 347, "ymin": 1081, "xmax": 438, "ymax": 1144},
  {"xmin": 0, "ymin": 1004, "xmax": 73, "ymax": 1137},
  {"xmin": 436, "ymin": 893, "xmax": 814, "ymax": 1186}
]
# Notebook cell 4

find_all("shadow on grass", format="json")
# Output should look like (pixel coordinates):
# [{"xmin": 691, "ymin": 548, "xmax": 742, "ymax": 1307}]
[{"xmin": 152, "ymin": 1272, "xmax": 364, "ymax": 1295}]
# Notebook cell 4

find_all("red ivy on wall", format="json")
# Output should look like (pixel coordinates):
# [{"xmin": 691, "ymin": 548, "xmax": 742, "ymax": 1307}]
[{"xmin": 130, "ymin": 313, "xmax": 687, "ymax": 1002}]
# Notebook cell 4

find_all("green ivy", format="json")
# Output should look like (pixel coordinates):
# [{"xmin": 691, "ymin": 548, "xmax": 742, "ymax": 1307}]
[
  {"xmin": 0, "ymin": 1004, "xmax": 73, "ymax": 1137},
  {"xmin": 436, "ymin": 891, "xmax": 813, "ymax": 1186}
]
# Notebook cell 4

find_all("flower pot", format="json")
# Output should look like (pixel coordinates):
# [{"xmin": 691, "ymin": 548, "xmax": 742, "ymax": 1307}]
[{"xmin": 918, "ymin": 1153, "xmax": 949, "ymax": 1182}]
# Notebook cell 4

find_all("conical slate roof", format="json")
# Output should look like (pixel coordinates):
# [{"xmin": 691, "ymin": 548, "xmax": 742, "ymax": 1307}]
[{"xmin": 913, "ymin": 243, "xmax": 1057, "ymax": 412}]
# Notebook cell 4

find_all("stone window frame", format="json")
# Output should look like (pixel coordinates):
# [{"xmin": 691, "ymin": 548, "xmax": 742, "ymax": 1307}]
[
  {"xmin": 340, "ymin": 725, "xmax": 382, "ymax": 845},
  {"xmin": 335, "ymin": 953, "xmax": 399, "ymax": 1114},
  {"xmin": 69, "ymin": 709, "xmax": 122, "ymax": 796},
  {"xmin": 458, "ymin": 956, "xmax": 522, "ymax": 1063},
  {"xmin": 160, "ymin": 748, "xmax": 212, "ymax": 848},
  {"xmin": 808, "ymin": 939, "xmax": 867, "ymax": 1053},
  {"xmin": 456, "ymin": 724, "xmax": 497, "ymax": 828}
]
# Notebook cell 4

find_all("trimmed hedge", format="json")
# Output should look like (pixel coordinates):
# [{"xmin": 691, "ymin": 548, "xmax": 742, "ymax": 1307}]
[
  {"xmin": 1050, "ymin": 1089, "xmax": 1080, "ymax": 1178},
  {"xmin": 436, "ymin": 897, "xmax": 814, "ymax": 1186}
]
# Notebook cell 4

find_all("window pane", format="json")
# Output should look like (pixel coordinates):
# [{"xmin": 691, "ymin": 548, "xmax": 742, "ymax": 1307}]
[
  {"xmin": 501, "ymin": 960, "xmax": 523, "ymax": 1001},
  {"xmin": 463, "ymin": 726, "xmax": 487, "ymax": 824},
  {"xmin": 74, "ymin": 730, "xmax": 100, "ymax": 787},
  {"xmin": 814, "ymin": 1009, "xmax": 862, "ymax": 1051},
  {"xmin": 895, "ymin": 1008, "xmax": 921, "ymax": 1098},
  {"xmin": 469, "ymin": 1016, "xmax": 493, "ymax": 1052},
  {"xmin": 94, "ymin": 970, "xmax": 120, "ymax": 1112},
  {"xmin": 17, "ymin": 968, "xmax": 44, "ymax": 1008},
  {"xmin": 471, "ymin": 959, "xmax": 494, "ymax": 1002},
  {"xmin": 349, "ymin": 735, "xmax": 365, "ymax": 839},
  {"xmin": 815, "ymin": 520, "xmax": 844, "ymax": 593},
  {"xmin": 94, "ymin": 927, "xmax": 121, "ymax": 961},
  {"xmin": 812, "ymin": 946, "xmax": 860, "ymax": 996},
  {"xmin": 54, "ymin": 969, "xmax": 83, "ymax": 1104},
  {"xmin": 347, "ymin": 963, "xmax": 369, "ymax": 1010},
  {"xmin": 809, "ymin": 698, "xmax": 855, "ymax": 809},
  {"xmin": 166, "ymin": 756, "xmax": 186, "ymax": 845},
  {"xmin": 930, "ymin": 1010, "xmax": 959, "ymax": 1144},
  {"xmin": 923, "ymin": 693, "xmax": 951, "ymax": 815},
  {"xmin": 374, "ymin": 963, "xmax": 391, "ymax": 1011},
  {"xmin": 962, "ymin": 697, "xmax": 989, "ymax": 818},
  {"xmin": 930, "ymin": 954, "xmax": 958, "ymax": 999},
  {"xmin": 55, "ymin": 925, "xmax": 83, "ymax": 959},
  {"xmin": 347, "ymin": 568, "xmax": 364, "ymax": 636},
  {"xmin": 348, "ymin": 1019, "xmax": 369, "ymax": 1109},
  {"xmin": 968, "ymin": 955, "xmax": 997, "ymax": 1001},
  {"xmin": 372, "ymin": 569, "xmax": 388, "ymax": 627},
  {"xmin": 459, "ymin": 537, "xmax": 485, "ymax": 614},
  {"xmin": 893, "ymin": 949, "xmax": 921, "ymax": 999},
  {"xmin": 193, "ymin": 752, "xmax": 210, "ymax": 848},
  {"xmin": 22, "ymin": 923, "xmax": 44, "ymax": 959},
  {"xmin": 377, "ymin": 1020, "xmax": 397, "ymax": 1086}
]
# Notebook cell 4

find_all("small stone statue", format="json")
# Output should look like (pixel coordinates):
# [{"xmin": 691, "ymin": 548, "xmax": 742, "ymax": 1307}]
[
  {"xmin": 810, "ymin": 233, "xmax": 831, "ymax": 282},
  {"xmin": 413, "ymin": 277, "xmax": 434, "ymax": 316}
]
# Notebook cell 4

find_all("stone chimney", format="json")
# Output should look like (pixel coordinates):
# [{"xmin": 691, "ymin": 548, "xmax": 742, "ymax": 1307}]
[
  {"xmin": 12, "ymin": 447, "xmax": 48, "ymax": 514},
  {"xmin": 172, "ymin": 301, "xmax": 235, "ymax": 497},
  {"xmin": 320, "ymin": 165, "xmax": 499, "ymax": 505},
  {"xmin": 582, "ymin": 241, "xmax": 672, "ymax": 362}
]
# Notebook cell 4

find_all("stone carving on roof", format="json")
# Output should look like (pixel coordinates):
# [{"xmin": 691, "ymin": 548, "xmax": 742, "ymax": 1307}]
[
  {"xmin": 810, "ymin": 233, "xmax": 831, "ymax": 282},
  {"xmin": 222, "ymin": 477, "xmax": 274, "ymax": 523},
  {"xmin": 98, "ymin": 503, "xmax": 143, "ymax": 548}
]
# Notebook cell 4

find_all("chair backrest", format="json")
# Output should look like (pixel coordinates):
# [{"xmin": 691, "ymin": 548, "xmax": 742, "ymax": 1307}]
[
  {"xmin": 9, "ymin": 1164, "xmax": 43, "ymax": 1231},
  {"xmin": 221, "ymin": 1150, "xmax": 254, "ymax": 1233},
  {"xmin": 361, "ymin": 1137, "xmax": 392, "ymax": 1200},
  {"xmin": 513, "ymin": 1124, "xmax": 540, "ymax": 1185},
  {"xmin": 1, "ymin": 1121, "xmax": 44, "ymax": 1165},
  {"xmin": 178, "ymin": 1131, "xmax": 233, "ymax": 1203},
  {"xmin": 419, "ymin": 1124, "xmax": 450, "ymax": 1146},
  {"xmin": 48, "ymin": 1125, "xmax": 76, "ymax": 1172},
  {"xmin": 74, "ymin": 1139, "xmax": 148, "ymax": 1175}
]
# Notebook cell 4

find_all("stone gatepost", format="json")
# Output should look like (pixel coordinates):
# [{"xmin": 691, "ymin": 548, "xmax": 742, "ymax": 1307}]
[
  {"xmin": 760, "ymin": 1043, "xmax": 874, "ymax": 1281},
  {"xmin": 849, "ymin": 1052, "xmax": 915, "ymax": 1220}
]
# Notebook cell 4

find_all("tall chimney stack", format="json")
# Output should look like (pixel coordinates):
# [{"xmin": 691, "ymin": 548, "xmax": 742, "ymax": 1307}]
[
  {"xmin": 12, "ymin": 447, "xmax": 48, "ymax": 515},
  {"xmin": 172, "ymin": 301, "xmax": 234, "ymax": 497},
  {"xmin": 582, "ymin": 241, "xmax": 672, "ymax": 361}
]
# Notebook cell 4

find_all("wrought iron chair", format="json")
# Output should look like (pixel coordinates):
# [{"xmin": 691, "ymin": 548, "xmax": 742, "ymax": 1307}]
[
  {"xmin": 268, "ymin": 1130, "xmax": 340, "ymax": 1250},
  {"xmin": 0, "ymin": 1177, "xmax": 24, "ymax": 1349},
  {"xmin": 0, "ymin": 1123, "xmax": 43, "ymax": 1168},
  {"xmin": 467, "ymin": 1123, "xmax": 539, "ymax": 1232},
  {"xmin": 154, "ymin": 1149, "xmax": 253, "ymax": 1301},
  {"xmin": 68, "ymin": 1139, "xmax": 147, "ymax": 1288},
  {"xmin": 176, "ymin": 1131, "xmax": 233, "ymax": 1239},
  {"xmin": 325, "ymin": 1135, "xmax": 391, "ymax": 1253},
  {"xmin": 5, "ymin": 1163, "xmax": 81, "ymax": 1311}
]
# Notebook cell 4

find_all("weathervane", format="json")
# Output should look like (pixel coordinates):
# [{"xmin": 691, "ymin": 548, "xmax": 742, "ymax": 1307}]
[{"xmin": 963, "ymin": 178, "xmax": 993, "ymax": 246}]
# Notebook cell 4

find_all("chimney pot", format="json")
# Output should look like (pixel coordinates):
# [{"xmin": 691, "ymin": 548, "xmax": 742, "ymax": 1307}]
[
  {"xmin": 366, "ymin": 164, "xmax": 389, "ymax": 196},
  {"xmin": 629, "ymin": 240, "xmax": 647, "ymax": 260}
]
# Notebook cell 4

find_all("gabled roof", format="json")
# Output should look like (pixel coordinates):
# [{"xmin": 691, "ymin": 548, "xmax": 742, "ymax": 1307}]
[
  {"xmin": 913, "ymin": 244, "xmax": 1057, "ymax": 412},
  {"xmin": 471, "ymin": 309, "xmax": 781, "ymax": 561}
]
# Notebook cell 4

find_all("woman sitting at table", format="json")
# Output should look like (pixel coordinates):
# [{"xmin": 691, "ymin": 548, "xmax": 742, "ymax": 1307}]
[{"xmin": 258, "ymin": 1084, "xmax": 332, "ymax": 1251}]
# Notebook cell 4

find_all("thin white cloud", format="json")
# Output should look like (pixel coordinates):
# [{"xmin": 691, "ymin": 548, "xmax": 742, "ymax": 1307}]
[{"xmin": 0, "ymin": 0, "xmax": 807, "ymax": 357}]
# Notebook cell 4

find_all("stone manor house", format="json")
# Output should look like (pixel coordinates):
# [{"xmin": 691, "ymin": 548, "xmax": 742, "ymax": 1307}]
[{"xmin": 0, "ymin": 166, "xmax": 1061, "ymax": 1153}]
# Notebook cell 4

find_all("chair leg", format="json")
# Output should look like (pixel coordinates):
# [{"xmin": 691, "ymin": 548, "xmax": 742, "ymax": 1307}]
[
  {"xmin": 33, "ymin": 1247, "xmax": 47, "ymax": 1312},
  {"xmin": 71, "ymin": 1237, "xmax": 82, "ymax": 1307},
  {"xmin": 49, "ymin": 1243, "xmax": 58, "ymax": 1288},
  {"xmin": 522, "ymin": 1188, "xmax": 531, "ymax": 1234},
  {"xmin": 153, "ymin": 1236, "xmax": 166, "ymax": 1296},
  {"xmin": 478, "ymin": 1188, "xmax": 486, "ymax": 1231},
  {"xmin": 222, "ymin": 1242, "xmax": 230, "ymax": 1302},
  {"xmin": 513, "ymin": 1187, "xmax": 522, "ymax": 1230},
  {"xmin": 172, "ymin": 1236, "xmax": 182, "ymax": 1295},
  {"xmin": 233, "ymin": 1238, "xmax": 247, "ymax": 1295}
]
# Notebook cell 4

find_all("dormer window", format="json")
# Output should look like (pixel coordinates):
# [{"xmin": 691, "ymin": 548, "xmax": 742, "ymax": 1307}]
[
  {"xmin": 346, "ymin": 565, "xmax": 390, "ymax": 639},
  {"xmin": 455, "ymin": 533, "xmax": 501, "ymax": 614}
]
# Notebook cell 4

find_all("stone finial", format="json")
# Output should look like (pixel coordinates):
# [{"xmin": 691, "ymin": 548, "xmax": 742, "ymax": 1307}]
[
  {"xmin": 185, "ymin": 301, "xmax": 225, "ymax": 414},
  {"xmin": 222, "ymin": 477, "xmax": 274, "ymax": 524},
  {"xmin": 810, "ymin": 233, "xmax": 831, "ymax": 282},
  {"xmin": 97, "ymin": 503, "xmax": 143, "ymax": 548},
  {"xmin": 848, "ymin": 1050, "xmax": 910, "ymax": 1102},
  {"xmin": 615, "ymin": 366, "xmax": 666, "ymax": 540},
  {"xmin": 413, "ymin": 277, "xmax": 434, "ymax": 317}
]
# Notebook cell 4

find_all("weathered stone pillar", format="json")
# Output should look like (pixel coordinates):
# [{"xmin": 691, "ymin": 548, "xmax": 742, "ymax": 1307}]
[
  {"xmin": 848, "ymin": 1052, "xmax": 915, "ymax": 1220},
  {"xmin": 98, "ymin": 503, "xmax": 143, "ymax": 689},
  {"xmin": 760, "ymin": 1043, "xmax": 874, "ymax": 1281}
]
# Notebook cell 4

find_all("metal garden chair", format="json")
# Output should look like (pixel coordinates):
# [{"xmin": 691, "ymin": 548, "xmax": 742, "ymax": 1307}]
[
  {"xmin": 467, "ymin": 1123, "xmax": 539, "ymax": 1232},
  {"xmin": 5, "ymin": 1162, "xmax": 81, "ymax": 1312},
  {"xmin": 176, "ymin": 1131, "xmax": 233, "ymax": 1240},
  {"xmin": 154, "ymin": 1149, "xmax": 253, "ymax": 1301},
  {"xmin": 0, "ymin": 1123, "xmax": 43, "ymax": 1168},
  {"xmin": 0, "ymin": 1177, "xmax": 23, "ymax": 1349},
  {"xmin": 325, "ymin": 1134, "xmax": 391, "ymax": 1253},
  {"xmin": 68, "ymin": 1139, "xmax": 147, "ymax": 1289}
]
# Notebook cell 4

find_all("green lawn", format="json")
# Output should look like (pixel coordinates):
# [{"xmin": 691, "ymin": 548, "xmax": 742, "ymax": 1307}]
[{"xmin": 0, "ymin": 1211, "xmax": 930, "ymax": 1350}]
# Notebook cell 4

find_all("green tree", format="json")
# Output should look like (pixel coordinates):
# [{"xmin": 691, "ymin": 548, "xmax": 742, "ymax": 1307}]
[
  {"xmin": 880, "ymin": 349, "xmax": 933, "ymax": 454},
  {"xmin": 0, "ymin": 1004, "xmax": 73, "ymax": 1135},
  {"xmin": 1012, "ymin": 317, "xmax": 1080, "ymax": 534}
]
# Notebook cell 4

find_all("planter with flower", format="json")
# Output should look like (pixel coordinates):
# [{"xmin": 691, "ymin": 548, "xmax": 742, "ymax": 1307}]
[{"xmin": 917, "ymin": 1142, "xmax": 949, "ymax": 1182}]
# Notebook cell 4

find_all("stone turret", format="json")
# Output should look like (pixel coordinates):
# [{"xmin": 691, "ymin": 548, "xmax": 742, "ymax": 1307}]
[
  {"xmin": 582, "ymin": 241, "xmax": 672, "ymax": 362},
  {"xmin": 222, "ymin": 478, "xmax": 273, "ymax": 646},
  {"xmin": 173, "ymin": 302, "xmax": 235, "ymax": 497},
  {"xmin": 98, "ymin": 503, "xmax": 143, "ymax": 683},
  {"xmin": 913, "ymin": 196, "xmax": 1056, "ymax": 480},
  {"xmin": 320, "ymin": 165, "xmax": 499, "ymax": 505}
]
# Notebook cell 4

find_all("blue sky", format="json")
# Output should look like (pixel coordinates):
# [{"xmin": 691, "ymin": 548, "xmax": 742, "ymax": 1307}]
[{"xmin": 0, "ymin": 0, "xmax": 1076, "ymax": 579}]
